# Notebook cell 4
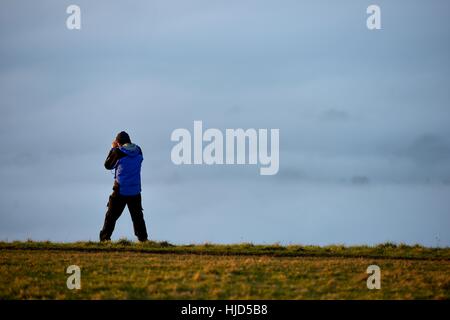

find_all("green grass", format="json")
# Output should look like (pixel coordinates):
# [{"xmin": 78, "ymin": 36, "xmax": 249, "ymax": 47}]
[{"xmin": 0, "ymin": 241, "xmax": 449, "ymax": 299}]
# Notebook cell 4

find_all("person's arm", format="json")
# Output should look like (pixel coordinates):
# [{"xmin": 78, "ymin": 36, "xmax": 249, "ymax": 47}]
[{"xmin": 104, "ymin": 148, "xmax": 122, "ymax": 170}]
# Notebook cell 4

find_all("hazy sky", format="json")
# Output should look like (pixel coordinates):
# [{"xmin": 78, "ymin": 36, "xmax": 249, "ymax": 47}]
[{"xmin": 0, "ymin": 0, "xmax": 449, "ymax": 246}]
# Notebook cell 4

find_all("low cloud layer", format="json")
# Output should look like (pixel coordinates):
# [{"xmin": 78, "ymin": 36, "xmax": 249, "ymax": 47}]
[{"xmin": 0, "ymin": 0, "xmax": 449, "ymax": 245}]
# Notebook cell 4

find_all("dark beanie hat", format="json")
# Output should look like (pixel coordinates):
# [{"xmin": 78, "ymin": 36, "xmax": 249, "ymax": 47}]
[{"xmin": 116, "ymin": 131, "xmax": 131, "ymax": 145}]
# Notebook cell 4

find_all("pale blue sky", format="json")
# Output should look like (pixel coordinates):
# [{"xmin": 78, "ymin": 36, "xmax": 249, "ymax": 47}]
[{"xmin": 0, "ymin": 1, "xmax": 449, "ymax": 246}]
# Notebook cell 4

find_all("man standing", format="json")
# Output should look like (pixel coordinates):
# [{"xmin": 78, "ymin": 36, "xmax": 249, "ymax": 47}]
[{"xmin": 100, "ymin": 131, "xmax": 148, "ymax": 242}]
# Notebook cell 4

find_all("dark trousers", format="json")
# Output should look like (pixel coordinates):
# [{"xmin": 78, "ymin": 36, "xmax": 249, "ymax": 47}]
[{"xmin": 100, "ymin": 191, "xmax": 148, "ymax": 242}]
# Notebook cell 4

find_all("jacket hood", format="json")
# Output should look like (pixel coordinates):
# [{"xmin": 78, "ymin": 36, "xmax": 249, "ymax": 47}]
[{"xmin": 119, "ymin": 143, "xmax": 140, "ymax": 157}]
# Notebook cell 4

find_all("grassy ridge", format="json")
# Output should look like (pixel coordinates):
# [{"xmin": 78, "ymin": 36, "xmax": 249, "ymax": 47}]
[
  {"xmin": 1, "ymin": 240, "xmax": 449, "ymax": 260},
  {"xmin": 1, "ymin": 241, "xmax": 449, "ymax": 299}
]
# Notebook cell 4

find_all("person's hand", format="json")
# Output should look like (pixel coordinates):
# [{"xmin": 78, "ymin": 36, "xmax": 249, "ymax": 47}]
[{"xmin": 112, "ymin": 140, "xmax": 119, "ymax": 148}]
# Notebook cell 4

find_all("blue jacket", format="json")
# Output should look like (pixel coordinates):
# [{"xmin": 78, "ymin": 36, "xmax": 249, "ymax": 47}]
[{"xmin": 104, "ymin": 143, "xmax": 143, "ymax": 196}]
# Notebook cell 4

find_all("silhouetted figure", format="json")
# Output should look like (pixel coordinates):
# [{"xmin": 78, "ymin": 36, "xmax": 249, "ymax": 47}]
[{"xmin": 100, "ymin": 131, "xmax": 148, "ymax": 242}]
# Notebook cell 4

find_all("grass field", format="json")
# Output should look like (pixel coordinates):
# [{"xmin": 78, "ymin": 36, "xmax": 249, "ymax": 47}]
[{"xmin": 0, "ymin": 241, "xmax": 449, "ymax": 299}]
